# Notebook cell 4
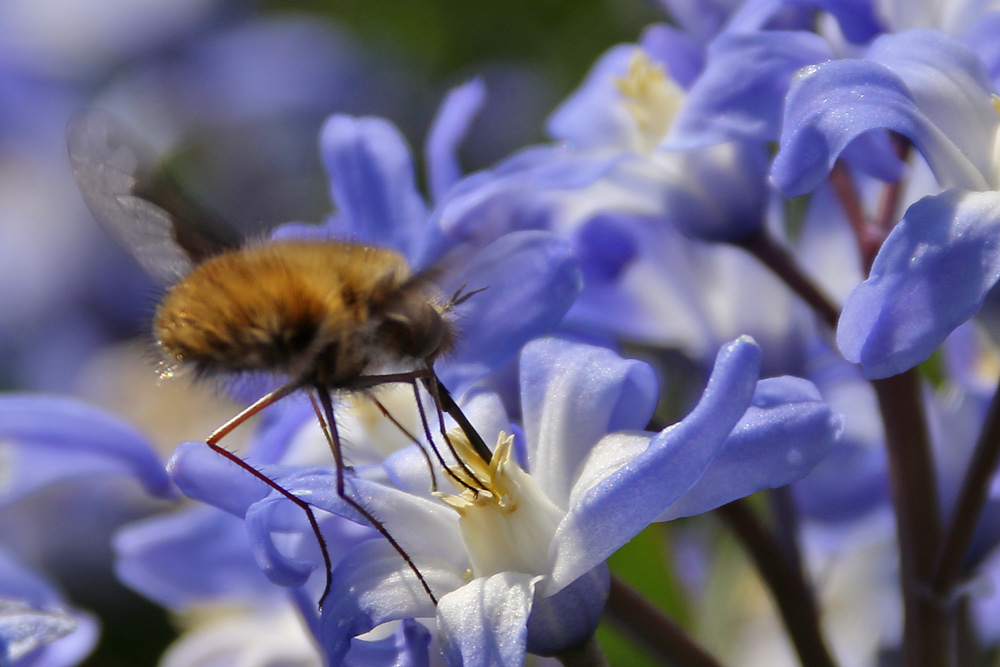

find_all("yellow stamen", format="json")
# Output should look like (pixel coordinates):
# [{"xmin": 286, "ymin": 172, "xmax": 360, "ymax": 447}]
[
  {"xmin": 614, "ymin": 49, "xmax": 685, "ymax": 155},
  {"xmin": 435, "ymin": 431, "xmax": 565, "ymax": 578}
]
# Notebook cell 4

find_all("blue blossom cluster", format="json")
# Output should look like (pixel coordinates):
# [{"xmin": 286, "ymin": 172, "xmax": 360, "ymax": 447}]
[{"xmin": 5, "ymin": 0, "xmax": 1000, "ymax": 665}]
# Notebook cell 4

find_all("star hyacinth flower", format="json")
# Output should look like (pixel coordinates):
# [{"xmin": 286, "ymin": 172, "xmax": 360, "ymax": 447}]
[
  {"xmin": 772, "ymin": 28, "xmax": 1000, "ymax": 378},
  {"xmin": 0, "ymin": 395, "xmax": 173, "ymax": 664},
  {"xmin": 425, "ymin": 33, "xmax": 825, "ymax": 372},
  {"xmin": 170, "ymin": 336, "xmax": 840, "ymax": 665}
]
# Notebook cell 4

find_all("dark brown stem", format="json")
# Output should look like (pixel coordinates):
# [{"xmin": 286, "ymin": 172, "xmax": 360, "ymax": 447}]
[
  {"xmin": 716, "ymin": 499, "xmax": 837, "ymax": 667},
  {"xmin": 738, "ymin": 231, "xmax": 841, "ymax": 331},
  {"xmin": 867, "ymin": 134, "xmax": 913, "ymax": 273},
  {"xmin": 872, "ymin": 371, "xmax": 951, "ymax": 667},
  {"xmin": 932, "ymin": 375, "xmax": 1000, "ymax": 597},
  {"xmin": 554, "ymin": 638, "xmax": 609, "ymax": 667},
  {"xmin": 829, "ymin": 161, "xmax": 868, "ymax": 231},
  {"xmin": 767, "ymin": 486, "xmax": 804, "ymax": 576},
  {"xmin": 604, "ymin": 575, "xmax": 725, "ymax": 667},
  {"xmin": 828, "ymin": 160, "xmax": 887, "ymax": 272}
]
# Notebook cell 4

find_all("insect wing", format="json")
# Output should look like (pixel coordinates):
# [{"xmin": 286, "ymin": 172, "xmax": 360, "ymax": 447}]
[{"xmin": 67, "ymin": 109, "xmax": 242, "ymax": 284}]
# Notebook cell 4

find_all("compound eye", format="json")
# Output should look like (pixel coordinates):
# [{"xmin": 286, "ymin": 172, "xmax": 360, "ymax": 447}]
[{"xmin": 383, "ymin": 305, "xmax": 445, "ymax": 361}]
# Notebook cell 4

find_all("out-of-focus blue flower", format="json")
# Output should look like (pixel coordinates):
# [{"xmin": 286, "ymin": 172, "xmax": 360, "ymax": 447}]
[
  {"xmin": 0, "ymin": 395, "xmax": 173, "ymax": 664},
  {"xmin": 0, "ymin": 548, "xmax": 98, "ymax": 667},
  {"xmin": 772, "ymin": 28, "xmax": 1000, "ymax": 378},
  {"xmin": 545, "ymin": 28, "xmax": 769, "ymax": 243},
  {"xmin": 415, "ymin": 38, "xmax": 826, "ymax": 374},
  {"xmin": 168, "ymin": 336, "xmax": 839, "ymax": 665},
  {"xmin": 0, "ymin": 395, "xmax": 173, "ymax": 504}
]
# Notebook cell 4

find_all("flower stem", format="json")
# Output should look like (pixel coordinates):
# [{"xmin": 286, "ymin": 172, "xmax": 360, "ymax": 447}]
[
  {"xmin": 932, "ymin": 373, "xmax": 1000, "ymax": 597},
  {"xmin": 829, "ymin": 161, "xmax": 885, "ymax": 272},
  {"xmin": 737, "ymin": 231, "xmax": 841, "ymax": 330},
  {"xmin": 872, "ymin": 371, "xmax": 951, "ymax": 667},
  {"xmin": 767, "ymin": 486, "xmax": 805, "ymax": 575},
  {"xmin": 604, "ymin": 575, "xmax": 725, "ymax": 667},
  {"xmin": 554, "ymin": 637, "xmax": 610, "ymax": 667},
  {"xmin": 716, "ymin": 498, "xmax": 838, "ymax": 667}
]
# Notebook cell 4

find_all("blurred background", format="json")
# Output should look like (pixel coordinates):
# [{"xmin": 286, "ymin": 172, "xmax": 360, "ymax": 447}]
[{"xmin": 0, "ymin": 0, "xmax": 666, "ymax": 664}]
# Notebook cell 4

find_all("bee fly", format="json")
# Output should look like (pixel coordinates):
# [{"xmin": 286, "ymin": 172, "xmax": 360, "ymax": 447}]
[{"xmin": 67, "ymin": 109, "xmax": 491, "ymax": 606}]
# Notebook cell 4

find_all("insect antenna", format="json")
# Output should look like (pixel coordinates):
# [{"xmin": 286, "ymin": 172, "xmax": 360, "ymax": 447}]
[
  {"xmin": 310, "ymin": 385, "xmax": 438, "ymax": 604},
  {"xmin": 203, "ymin": 381, "xmax": 336, "ymax": 609}
]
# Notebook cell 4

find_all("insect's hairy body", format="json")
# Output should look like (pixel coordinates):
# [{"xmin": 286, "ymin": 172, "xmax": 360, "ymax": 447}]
[{"xmin": 155, "ymin": 240, "xmax": 455, "ymax": 387}]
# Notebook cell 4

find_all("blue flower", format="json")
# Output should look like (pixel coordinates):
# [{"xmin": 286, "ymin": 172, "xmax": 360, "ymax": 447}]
[
  {"xmin": 0, "ymin": 395, "xmax": 173, "ymax": 664},
  {"xmin": 772, "ymin": 28, "xmax": 1000, "ymax": 378},
  {"xmin": 168, "ymin": 336, "xmax": 839, "ymax": 665},
  {"xmin": 419, "ymin": 38, "xmax": 824, "ymax": 370},
  {"xmin": 0, "ymin": 548, "xmax": 98, "ymax": 667}
]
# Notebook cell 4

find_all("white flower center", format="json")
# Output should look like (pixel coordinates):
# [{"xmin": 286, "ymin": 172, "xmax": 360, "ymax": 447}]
[
  {"xmin": 436, "ymin": 432, "xmax": 565, "ymax": 578},
  {"xmin": 614, "ymin": 49, "xmax": 685, "ymax": 156}
]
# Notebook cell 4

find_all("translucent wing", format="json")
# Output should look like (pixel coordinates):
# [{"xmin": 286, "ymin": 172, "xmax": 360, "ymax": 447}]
[{"xmin": 67, "ymin": 109, "xmax": 242, "ymax": 284}]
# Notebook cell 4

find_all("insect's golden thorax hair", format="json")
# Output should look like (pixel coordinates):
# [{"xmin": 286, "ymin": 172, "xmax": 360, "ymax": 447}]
[{"xmin": 153, "ymin": 240, "xmax": 454, "ymax": 386}]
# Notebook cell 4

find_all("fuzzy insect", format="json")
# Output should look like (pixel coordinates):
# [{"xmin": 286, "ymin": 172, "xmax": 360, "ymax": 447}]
[{"xmin": 67, "ymin": 109, "xmax": 488, "ymax": 606}]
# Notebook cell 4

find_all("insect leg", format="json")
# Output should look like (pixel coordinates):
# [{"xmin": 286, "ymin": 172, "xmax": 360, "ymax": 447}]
[
  {"xmin": 347, "ymin": 369, "xmax": 487, "ymax": 492},
  {"xmin": 312, "ymin": 385, "xmax": 438, "ymax": 605},
  {"xmin": 203, "ymin": 381, "xmax": 335, "ymax": 609},
  {"xmin": 366, "ymin": 394, "xmax": 439, "ymax": 492},
  {"xmin": 406, "ymin": 378, "xmax": 487, "ymax": 493}
]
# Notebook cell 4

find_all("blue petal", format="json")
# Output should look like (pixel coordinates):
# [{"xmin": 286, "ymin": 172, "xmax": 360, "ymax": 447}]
[
  {"xmin": 653, "ymin": 141, "xmax": 770, "ymax": 241},
  {"xmin": 639, "ymin": 24, "xmax": 704, "ymax": 89},
  {"xmin": 0, "ymin": 549, "xmax": 65, "ymax": 610},
  {"xmin": 668, "ymin": 30, "xmax": 832, "ymax": 148},
  {"xmin": 793, "ymin": 437, "xmax": 889, "ymax": 523},
  {"xmin": 437, "ymin": 573, "xmax": 536, "ymax": 667},
  {"xmin": 724, "ymin": 0, "xmax": 882, "ymax": 42},
  {"xmin": 814, "ymin": 0, "xmax": 883, "ymax": 43},
  {"xmin": 838, "ymin": 189, "xmax": 1000, "ymax": 378},
  {"xmin": 773, "ymin": 59, "xmax": 930, "ymax": 196},
  {"xmin": 550, "ymin": 336, "xmax": 761, "ymax": 591},
  {"xmin": 658, "ymin": 0, "xmax": 738, "ymax": 41},
  {"xmin": 114, "ymin": 506, "xmax": 275, "ymax": 609},
  {"xmin": 319, "ymin": 540, "xmax": 464, "ymax": 665},
  {"xmin": 519, "ymin": 338, "xmax": 658, "ymax": 506},
  {"xmin": 438, "ymin": 231, "xmax": 583, "ymax": 392},
  {"xmin": 320, "ymin": 115, "xmax": 428, "ymax": 256},
  {"xmin": 276, "ymin": 470, "xmax": 463, "ymax": 563},
  {"xmin": 865, "ymin": 29, "xmax": 997, "ymax": 179},
  {"xmin": 546, "ymin": 44, "xmax": 640, "ymax": 151},
  {"xmin": 964, "ymin": 13, "xmax": 1000, "ymax": 83},
  {"xmin": 343, "ymin": 619, "xmax": 431, "ymax": 667},
  {"xmin": 245, "ymin": 496, "xmax": 319, "ymax": 588},
  {"xmin": 243, "ymin": 482, "xmax": 379, "ymax": 593},
  {"xmin": 425, "ymin": 78, "xmax": 487, "ymax": 203},
  {"xmin": 0, "ymin": 601, "xmax": 77, "ymax": 665},
  {"xmin": 427, "ymin": 150, "xmax": 620, "ymax": 263},
  {"xmin": 0, "ymin": 395, "xmax": 172, "ymax": 501},
  {"xmin": 658, "ymin": 376, "xmax": 842, "ymax": 520},
  {"xmin": 773, "ymin": 32, "xmax": 994, "ymax": 197},
  {"xmin": 168, "ymin": 440, "xmax": 274, "ymax": 516},
  {"xmin": 525, "ymin": 565, "xmax": 609, "ymax": 656},
  {"xmin": 0, "ymin": 549, "xmax": 98, "ymax": 666}
]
